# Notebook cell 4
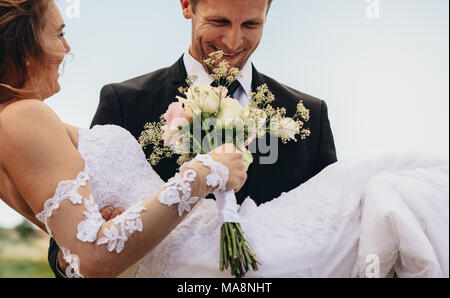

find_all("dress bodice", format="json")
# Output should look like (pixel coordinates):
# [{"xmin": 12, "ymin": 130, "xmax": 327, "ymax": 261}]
[{"xmin": 77, "ymin": 125, "xmax": 165, "ymax": 210}]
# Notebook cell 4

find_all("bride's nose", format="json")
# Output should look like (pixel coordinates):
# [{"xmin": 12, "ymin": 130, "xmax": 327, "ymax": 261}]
[{"xmin": 63, "ymin": 37, "xmax": 71, "ymax": 54}]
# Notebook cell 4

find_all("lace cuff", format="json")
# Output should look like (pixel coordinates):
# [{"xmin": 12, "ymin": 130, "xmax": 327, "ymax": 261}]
[
  {"xmin": 158, "ymin": 170, "xmax": 200, "ymax": 216},
  {"xmin": 181, "ymin": 154, "xmax": 229, "ymax": 192},
  {"xmin": 159, "ymin": 154, "xmax": 230, "ymax": 216}
]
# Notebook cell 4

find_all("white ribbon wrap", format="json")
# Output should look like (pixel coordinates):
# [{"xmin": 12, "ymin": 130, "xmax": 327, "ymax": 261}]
[
  {"xmin": 182, "ymin": 154, "xmax": 240, "ymax": 224},
  {"xmin": 214, "ymin": 190, "xmax": 241, "ymax": 224}
]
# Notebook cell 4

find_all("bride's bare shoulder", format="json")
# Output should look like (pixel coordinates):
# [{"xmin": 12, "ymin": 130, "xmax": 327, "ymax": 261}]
[
  {"xmin": 0, "ymin": 99, "xmax": 63, "ymax": 131},
  {"xmin": 0, "ymin": 99, "xmax": 70, "ymax": 159},
  {"xmin": 0, "ymin": 99, "xmax": 84, "ymax": 216},
  {"xmin": 0, "ymin": 98, "xmax": 56, "ymax": 118}
]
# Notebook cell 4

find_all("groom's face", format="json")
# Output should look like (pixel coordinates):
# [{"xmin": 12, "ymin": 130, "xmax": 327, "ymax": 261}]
[{"xmin": 183, "ymin": 0, "xmax": 269, "ymax": 72}]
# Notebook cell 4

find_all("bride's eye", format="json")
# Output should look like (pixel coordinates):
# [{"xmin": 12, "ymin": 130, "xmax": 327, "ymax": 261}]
[{"xmin": 59, "ymin": 31, "xmax": 66, "ymax": 37}]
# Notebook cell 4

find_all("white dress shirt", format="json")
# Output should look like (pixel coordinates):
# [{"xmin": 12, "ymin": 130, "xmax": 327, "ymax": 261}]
[{"xmin": 183, "ymin": 50, "xmax": 253, "ymax": 107}]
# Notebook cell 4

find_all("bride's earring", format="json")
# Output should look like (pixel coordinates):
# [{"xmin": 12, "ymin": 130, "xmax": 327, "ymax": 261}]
[{"xmin": 26, "ymin": 61, "xmax": 30, "ymax": 67}]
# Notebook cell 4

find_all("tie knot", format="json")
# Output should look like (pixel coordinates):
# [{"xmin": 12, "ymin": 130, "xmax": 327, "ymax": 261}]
[{"xmin": 211, "ymin": 80, "xmax": 242, "ymax": 98}]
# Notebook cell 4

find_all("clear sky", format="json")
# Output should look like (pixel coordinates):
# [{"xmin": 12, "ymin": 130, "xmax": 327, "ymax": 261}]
[{"xmin": 0, "ymin": 0, "xmax": 448, "ymax": 228}]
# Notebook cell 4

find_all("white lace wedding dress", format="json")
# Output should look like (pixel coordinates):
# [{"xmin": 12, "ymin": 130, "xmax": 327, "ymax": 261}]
[{"xmin": 75, "ymin": 125, "xmax": 448, "ymax": 278}]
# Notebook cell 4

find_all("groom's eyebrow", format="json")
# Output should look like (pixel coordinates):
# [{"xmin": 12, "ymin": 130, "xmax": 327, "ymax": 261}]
[
  {"xmin": 245, "ymin": 17, "xmax": 265, "ymax": 22},
  {"xmin": 206, "ymin": 16, "xmax": 264, "ymax": 23},
  {"xmin": 206, "ymin": 15, "xmax": 229, "ymax": 21},
  {"xmin": 57, "ymin": 24, "xmax": 66, "ymax": 31}
]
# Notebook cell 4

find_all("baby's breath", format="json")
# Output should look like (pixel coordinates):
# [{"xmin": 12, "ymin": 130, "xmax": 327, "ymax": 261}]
[
  {"xmin": 206, "ymin": 51, "xmax": 243, "ymax": 87},
  {"xmin": 186, "ymin": 75, "xmax": 198, "ymax": 86},
  {"xmin": 139, "ymin": 116, "xmax": 174, "ymax": 165},
  {"xmin": 247, "ymin": 84, "xmax": 311, "ymax": 144},
  {"xmin": 295, "ymin": 101, "xmax": 310, "ymax": 122},
  {"xmin": 178, "ymin": 86, "xmax": 189, "ymax": 96}
]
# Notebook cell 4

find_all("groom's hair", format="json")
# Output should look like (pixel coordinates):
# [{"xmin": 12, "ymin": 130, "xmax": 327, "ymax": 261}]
[
  {"xmin": 0, "ymin": 0, "xmax": 51, "ymax": 102},
  {"xmin": 191, "ymin": 0, "xmax": 273, "ymax": 13}
]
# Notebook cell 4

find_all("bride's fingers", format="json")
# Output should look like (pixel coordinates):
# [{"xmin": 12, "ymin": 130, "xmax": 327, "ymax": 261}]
[
  {"xmin": 100, "ymin": 206, "xmax": 125, "ymax": 220},
  {"xmin": 100, "ymin": 206, "xmax": 115, "ymax": 220},
  {"xmin": 110, "ymin": 207, "xmax": 125, "ymax": 219}
]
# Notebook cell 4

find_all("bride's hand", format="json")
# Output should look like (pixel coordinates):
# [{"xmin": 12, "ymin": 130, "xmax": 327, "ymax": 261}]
[
  {"xmin": 208, "ymin": 143, "xmax": 247, "ymax": 193},
  {"xmin": 182, "ymin": 143, "xmax": 246, "ymax": 194}
]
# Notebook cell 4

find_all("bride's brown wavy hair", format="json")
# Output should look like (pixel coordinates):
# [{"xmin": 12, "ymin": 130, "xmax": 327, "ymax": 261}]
[{"xmin": 0, "ymin": 0, "xmax": 51, "ymax": 102}]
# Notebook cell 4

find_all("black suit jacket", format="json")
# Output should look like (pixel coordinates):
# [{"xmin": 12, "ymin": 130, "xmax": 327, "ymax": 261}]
[{"xmin": 48, "ymin": 55, "xmax": 337, "ymax": 278}]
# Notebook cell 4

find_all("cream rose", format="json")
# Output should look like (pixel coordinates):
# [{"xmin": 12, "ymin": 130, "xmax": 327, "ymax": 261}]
[
  {"xmin": 182, "ymin": 100, "xmax": 202, "ymax": 117},
  {"xmin": 217, "ymin": 97, "xmax": 244, "ymax": 128},
  {"xmin": 184, "ymin": 84, "xmax": 221, "ymax": 114},
  {"xmin": 276, "ymin": 117, "xmax": 300, "ymax": 142}
]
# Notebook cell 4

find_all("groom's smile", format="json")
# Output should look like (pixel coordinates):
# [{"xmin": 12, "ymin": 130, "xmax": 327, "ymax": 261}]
[
  {"xmin": 181, "ymin": 0, "xmax": 271, "ymax": 72},
  {"xmin": 210, "ymin": 45, "xmax": 245, "ymax": 64}
]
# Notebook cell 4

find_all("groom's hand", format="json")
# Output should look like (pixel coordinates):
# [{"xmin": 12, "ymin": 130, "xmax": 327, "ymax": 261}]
[{"xmin": 100, "ymin": 206, "xmax": 125, "ymax": 220}]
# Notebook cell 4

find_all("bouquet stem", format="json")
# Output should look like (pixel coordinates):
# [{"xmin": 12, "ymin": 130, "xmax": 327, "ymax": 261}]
[
  {"xmin": 220, "ymin": 222, "xmax": 261, "ymax": 278},
  {"xmin": 195, "ymin": 130, "xmax": 260, "ymax": 278}
]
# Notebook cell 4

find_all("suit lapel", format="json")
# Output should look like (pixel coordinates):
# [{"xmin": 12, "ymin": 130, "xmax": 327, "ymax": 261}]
[
  {"xmin": 251, "ymin": 64, "xmax": 266, "ymax": 91},
  {"xmin": 162, "ymin": 55, "xmax": 190, "ymax": 111},
  {"xmin": 169, "ymin": 55, "xmax": 189, "ymax": 86}
]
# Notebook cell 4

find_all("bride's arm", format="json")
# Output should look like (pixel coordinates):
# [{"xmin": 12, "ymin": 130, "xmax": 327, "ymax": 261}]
[{"xmin": 0, "ymin": 100, "xmax": 245, "ymax": 278}]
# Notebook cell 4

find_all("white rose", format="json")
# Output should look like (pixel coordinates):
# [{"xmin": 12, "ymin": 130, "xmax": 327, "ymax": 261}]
[
  {"xmin": 185, "ymin": 84, "xmax": 221, "ymax": 114},
  {"xmin": 183, "ymin": 101, "xmax": 202, "ymax": 117},
  {"xmin": 217, "ymin": 97, "xmax": 244, "ymax": 128},
  {"xmin": 276, "ymin": 117, "xmax": 300, "ymax": 142},
  {"xmin": 177, "ymin": 94, "xmax": 202, "ymax": 117}
]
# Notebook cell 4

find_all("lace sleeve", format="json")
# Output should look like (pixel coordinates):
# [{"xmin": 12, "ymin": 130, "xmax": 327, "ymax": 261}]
[
  {"xmin": 34, "ymin": 156, "xmax": 228, "ymax": 278},
  {"xmin": 35, "ymin": 165, "xmax": 147, "ymax": 278}
]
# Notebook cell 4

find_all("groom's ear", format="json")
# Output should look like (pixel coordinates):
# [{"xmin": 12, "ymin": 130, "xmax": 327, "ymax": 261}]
[{"xmin": 180, "ymin": 0, "xmax": 193, "ymax": 19}]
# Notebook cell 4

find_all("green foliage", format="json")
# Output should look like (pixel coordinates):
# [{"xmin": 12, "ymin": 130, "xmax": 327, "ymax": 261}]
[
  {"xmin": 0, "ymin": 224, "xmax": 53, "ymax": 278},
  {"xmin": 14, "ymin": 219, "xmax": 36, "ymax": 240},
  {"xmin": 0, "ymin": 227, "xmax": 10, "ymax": 241},
  {"xmin": 0, "ymin": 257, "xmax": 54, "ymax": 278}
]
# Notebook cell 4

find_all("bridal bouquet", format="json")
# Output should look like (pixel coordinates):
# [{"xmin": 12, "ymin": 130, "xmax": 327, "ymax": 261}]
[{"xmin": 139, "ymin": 51, "xmax": 311, "ymax": 278}]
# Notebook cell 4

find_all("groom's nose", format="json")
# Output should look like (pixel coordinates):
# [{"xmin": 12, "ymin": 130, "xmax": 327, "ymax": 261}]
[{"xmin": 222, "ymin": 25, "xmax": 243, "ymax": 53}]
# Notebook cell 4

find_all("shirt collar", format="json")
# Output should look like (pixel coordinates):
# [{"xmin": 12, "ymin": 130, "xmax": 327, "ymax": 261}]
[{"xmin": 183, "ymin": 49, "xmax": 253, "ymax": 96}]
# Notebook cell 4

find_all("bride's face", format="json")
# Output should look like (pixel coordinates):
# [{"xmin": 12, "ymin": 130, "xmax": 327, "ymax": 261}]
[{"xmin": 27, "ymin": 1, "xmax": 71, "ymax": 100}]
